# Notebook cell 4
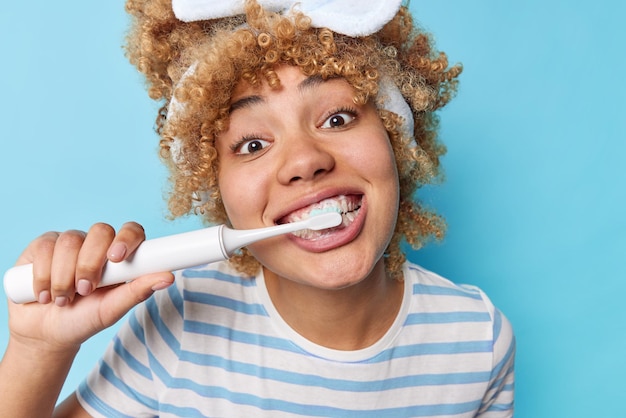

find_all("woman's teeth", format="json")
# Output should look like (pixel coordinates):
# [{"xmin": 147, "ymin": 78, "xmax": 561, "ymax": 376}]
[{"xmin": 286, "ymin": 195, "xmax": 361, "ymax": 240}]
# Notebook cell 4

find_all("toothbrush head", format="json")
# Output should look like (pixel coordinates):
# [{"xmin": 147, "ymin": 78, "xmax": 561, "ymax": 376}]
[{"xmin": 302, "ymin": 211, "xmax": 342, "ymax": 230}]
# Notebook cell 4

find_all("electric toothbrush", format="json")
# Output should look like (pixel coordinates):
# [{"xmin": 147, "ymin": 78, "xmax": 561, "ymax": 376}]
[{"xmin": 3, "ymin": 212, "xmax": 342, "ymax": 304}]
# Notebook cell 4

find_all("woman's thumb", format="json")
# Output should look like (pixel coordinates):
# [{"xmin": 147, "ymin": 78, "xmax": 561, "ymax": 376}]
[{"xmin": 98, "ymin": 272, "xmax": 174, "ymax": 328}]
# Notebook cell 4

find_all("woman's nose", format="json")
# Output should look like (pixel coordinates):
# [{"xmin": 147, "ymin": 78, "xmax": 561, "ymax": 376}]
[{"xmin": 276, "ymin": 134, "xmax": 335, "ymax": 185}]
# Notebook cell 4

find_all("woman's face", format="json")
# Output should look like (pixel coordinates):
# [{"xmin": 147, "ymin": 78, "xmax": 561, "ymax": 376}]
[{"xmin": 216, "ymin": 65, "xmax": 399, "ymax": 288}]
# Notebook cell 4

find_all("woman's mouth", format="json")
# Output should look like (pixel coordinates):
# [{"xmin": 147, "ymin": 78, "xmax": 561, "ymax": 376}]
[{"xmin": 279, "ymin": 195, "xmax": 362, "ymax": 240}]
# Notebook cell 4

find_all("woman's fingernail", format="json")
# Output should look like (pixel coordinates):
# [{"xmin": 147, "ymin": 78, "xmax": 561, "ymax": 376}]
[
  {"xmin": 77, "ymin": 279, "xmax": 92, "ymax": 296},
  {"xmin": 55, "ymin": 296, "xmax": 69, "ymax": 307},
  {"xmin": 38, "ymin": 290, "xmax": 51, "ymax": 304},
  {"xmin": 151, "ymin": 281, "xmax": 172, "ymax": 291},
  {"xmin": 108, "ymin": 243, "xmax": 127, "ymax": 261}
]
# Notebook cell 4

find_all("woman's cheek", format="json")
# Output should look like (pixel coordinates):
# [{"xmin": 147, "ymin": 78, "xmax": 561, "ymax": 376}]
[{"xmin": 219, "ymin": 165, "xmax": 270, "ymax": 230}]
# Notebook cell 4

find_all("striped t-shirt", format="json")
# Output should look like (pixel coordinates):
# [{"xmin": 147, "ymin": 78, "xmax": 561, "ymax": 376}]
[{"xmin": 78, "ymin": 261, "xmax": 515, "ymax": 417}]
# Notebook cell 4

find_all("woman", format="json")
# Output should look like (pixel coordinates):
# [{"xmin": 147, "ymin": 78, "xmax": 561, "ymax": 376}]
[{"xmin": 0, "ymin": 0, "xmax": 515, "ymax": 416}]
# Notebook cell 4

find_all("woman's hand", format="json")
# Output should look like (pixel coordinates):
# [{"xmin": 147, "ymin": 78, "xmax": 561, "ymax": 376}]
[
  {"xmin": 0, "ymin": 221, "xmax": 174, "ymax": 418},
  {"xmin": 6, "ymin": 221, "xmax": 174, "ymax": 351}
]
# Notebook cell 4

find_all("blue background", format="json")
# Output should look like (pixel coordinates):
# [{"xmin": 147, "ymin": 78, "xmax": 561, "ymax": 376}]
[{"xmin": 1, "ymin": 1, "xmax": 624, "ymax": 416}]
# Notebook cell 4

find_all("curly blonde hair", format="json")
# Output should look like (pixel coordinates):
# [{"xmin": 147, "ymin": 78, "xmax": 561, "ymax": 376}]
[{"xmin": 124, "ymin": 0, "xmax": 462, "ymax": 279}]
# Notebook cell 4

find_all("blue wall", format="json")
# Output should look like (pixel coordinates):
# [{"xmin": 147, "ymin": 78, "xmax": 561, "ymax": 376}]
[{"xmin": 1, "ymin": 2, "xmax": 624, "ymax": 416}]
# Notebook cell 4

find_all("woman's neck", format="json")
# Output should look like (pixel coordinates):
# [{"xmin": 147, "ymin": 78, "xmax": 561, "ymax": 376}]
[{"xmin": 263, "ymin": 260, "xmax": 404, "ymax": 351}]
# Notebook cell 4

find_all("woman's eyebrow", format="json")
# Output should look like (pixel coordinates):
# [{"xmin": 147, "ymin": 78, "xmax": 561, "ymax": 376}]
[
  {"xmin": 229, "ymin": 74, "xmax": 328, "ymax": 113},
  {"xmin": 230, "ymin": 95, "xmax": 264, "ymax": 113},
  {"xmin": 297, "ymin": 74, "xmax": 325, "ymax": 93}
]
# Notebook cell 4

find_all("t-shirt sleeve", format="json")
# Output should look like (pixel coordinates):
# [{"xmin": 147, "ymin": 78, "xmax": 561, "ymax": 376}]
[
  {"xmin": 476, "ymin": 290, "xmax": 516, "ymax": 417},
  {"xmin": 76, "ymin": 281, "xmax": 185, "ymax": 417}
]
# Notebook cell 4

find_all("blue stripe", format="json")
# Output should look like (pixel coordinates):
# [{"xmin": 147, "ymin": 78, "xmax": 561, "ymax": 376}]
[
  {"xmin": 183, "ymin": 321, "xmax": 302, "ymax": 353},
  {"xmin": 484, "ymin": 334, "xmax": 516, "ymax": 402},
  {"xmin": 112, "ymin": 335, "xmax": 152, "ymax": 380},
  {"xmin": 99, "ymin": 360, "xmax": 159, "ymax": 411},
  {"xmin": 488, "ymin": 361, "xmax": 515, "ymax": 398},
  {"xmin": 177, "ymin": 349, "xmax": 492, "ymax": 391},
  {"xmin": 128, "ymin": 311, "xmax": 146, "ymax": 346},
  {"xmin": 166, "ymin": 283, "xmax": 185, "ymax": 317},
  {"xmin": 356, "ymin": 400, "xmax": 483, "ymax": 418},
  {"xmin": 181, "ymin": 266, "xmax": 257, "ymax": 286},
  {"xmin": 493, "ymin": 308, "xmax": 502, "ymax": 341},
  {"xmin": 157, "ymin": 402, "xmax": 207, "ymax": 417},
  {"xmin": 145, "ymin": 294, "xmax": 182, "ymax": 354},
  {"xmin": 370, "ymin": 340, "xmax": 494, "ymax": 363},
  {"xmin": 490, "ymin": 333, "xmax": 516, "ymax": 385},
  {"xmin": 486, "ymin": 401, "xmax": 514, "ymax": 412},
  {"xmin": 405, "ymin": 311, "xmax": 492, "ymax": 325},
  {"xmin": 183, "ymin": 290, "xmax": 267, "ymax": 316},
  {"xmin": 79, "ymin": 380, "xmax": 137, "ymax": 418},
  {"xmin": 413, "ymin": 283, "xmax": 483, "ymax": 300}
]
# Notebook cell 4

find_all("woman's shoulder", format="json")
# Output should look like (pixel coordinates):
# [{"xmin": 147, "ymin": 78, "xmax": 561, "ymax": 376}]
[
  {"xmin": 403, "ymin": 261, "xmax": 514, "ymax": 342},
  {"xmin": 404, "ymin": 261, "xmax": 491, "ymax": 302}
]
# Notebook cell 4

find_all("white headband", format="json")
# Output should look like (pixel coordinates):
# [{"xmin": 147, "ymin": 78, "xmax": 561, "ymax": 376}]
[{"xmin": 172, "ymin": 0, "xmax": 403, "ymax": 37}]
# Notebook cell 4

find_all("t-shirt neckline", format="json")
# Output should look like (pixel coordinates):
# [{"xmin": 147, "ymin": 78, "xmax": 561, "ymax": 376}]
[{"xmin": 254, "ymin": 265, "xmax": 412, "ymax": 362}]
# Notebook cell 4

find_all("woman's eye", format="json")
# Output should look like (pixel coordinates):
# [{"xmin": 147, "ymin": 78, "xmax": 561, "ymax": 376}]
[
  {"xmin": 236, "ymin": 138, "xmax": 271, "ymax": 155},
  {"xmin": 321, "ymin": 111, "xmax": 356, "ymax": 128}
]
